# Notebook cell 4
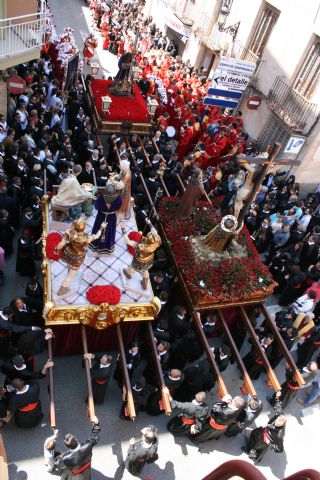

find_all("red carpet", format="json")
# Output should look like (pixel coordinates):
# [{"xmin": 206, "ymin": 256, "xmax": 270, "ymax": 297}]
[{"xmin": 91, "ymin": 79, "xmax": 150, "ymax": 122}]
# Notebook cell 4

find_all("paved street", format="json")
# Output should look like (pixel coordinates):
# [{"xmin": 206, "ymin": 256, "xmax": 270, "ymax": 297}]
[{"xmin": 1, "ymin": 1, "xmax": 319, "ymax": 479}]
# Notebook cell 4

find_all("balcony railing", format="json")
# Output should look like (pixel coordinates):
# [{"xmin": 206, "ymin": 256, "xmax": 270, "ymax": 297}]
[
  {"xmin": 267, "ymin": 76, "xmax": 319, "ymax": 132},
  {"xmin": 0, "ymin": 1, "xmax": 46, "ymax": 61}
]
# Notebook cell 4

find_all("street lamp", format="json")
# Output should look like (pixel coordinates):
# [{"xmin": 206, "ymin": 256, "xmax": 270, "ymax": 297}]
[
  {"xmin": 217, "ymin": 0, "xmax": 240, "ymax": 38},
  {"xmin": 101, "ymin": 95, "xmax": 112, "ymax": 115},
  {"xmin": 147, "ymin": 97, "xmax": 159, "ymax": 118},
  {"xmin": 90, "ymin": 62, "xmax": 100, "ymax": 78},
  {"xmin": 132, "ymin": 66, "xmax": 141, "ymax": 81}
]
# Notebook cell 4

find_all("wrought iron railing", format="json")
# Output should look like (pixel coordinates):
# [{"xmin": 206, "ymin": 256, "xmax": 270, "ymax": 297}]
[
  {"xmin": 267, "ymin": 76, "xmax": 319, "ymax": 132},
  {"xmin": 0, "ymin": 0, "xmax": 46, "ymax": 60}
]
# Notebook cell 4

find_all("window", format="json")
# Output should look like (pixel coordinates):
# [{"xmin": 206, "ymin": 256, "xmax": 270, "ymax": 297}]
[
  {"xmin": 258, "ymin": 113, "xmax": 291, "ymax": 152},
  {"xmin": 293, "ymin": 39, "xmax": 320, "ymax": 100},
  {"xmin": 248, "ymin": 3, "xmax": 280, "ymax": 58}
]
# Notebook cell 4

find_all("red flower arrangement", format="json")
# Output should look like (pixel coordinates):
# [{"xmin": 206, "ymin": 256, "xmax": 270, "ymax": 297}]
[
  {"xmin": 127, "ymin": 231, "xmax": 142, "ymax": 255},
  {"xmin": 86, "ymin": 285, "xmax": 121, "ymax": 305},
  {"xmin": 160, "ymin": 197, "xmax": 274, "ymax": 305},
  {"xmin": 45, "ymin": 232, "xmax": 63, "ymax": 260}
]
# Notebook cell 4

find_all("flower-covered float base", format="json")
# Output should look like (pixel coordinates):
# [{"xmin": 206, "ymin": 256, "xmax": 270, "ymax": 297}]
[{"xmin": 159, "ymin": 198, "xmax": 275, "ymax": 310}]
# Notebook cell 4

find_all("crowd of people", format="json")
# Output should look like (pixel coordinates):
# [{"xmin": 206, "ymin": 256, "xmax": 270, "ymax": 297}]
[{"xmin": 0, "ymin": 0, "xmax": 319, "ymax": 478}]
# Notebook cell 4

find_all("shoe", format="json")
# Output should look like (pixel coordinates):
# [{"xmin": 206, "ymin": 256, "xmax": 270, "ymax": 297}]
[
  {"xmin": 123, "ymin": 268, "xmax": 132, "ymax": 280},
  {"xmin": 266, "ymin": 396, "xmax": 274, "ymax": 405},
  {"xmin": 248, "ymin": 449, "xmax": 257, "ymax": 460},
  {"xmin": 241, "ymin": 446, "xmax": 248, "ymax": 453}
]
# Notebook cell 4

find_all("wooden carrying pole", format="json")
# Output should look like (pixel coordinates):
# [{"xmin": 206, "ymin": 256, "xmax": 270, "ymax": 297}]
[
  {"xmin": 146, "ymin": 322, "xmax": 171, "ymax": 415},
  {"xmin": 239, "ymin": 307, "xmax": 281, "ymax": 392},
  {"xmin": 47, "ymin": 336, "xmax": 56, "ymax": 429},
  {"xmin": 217, "ymin": 310, "xmax": 257, "ymax": 397},
  {"xmin": 116, "ymin": 324, "xmax": 136, "ymax": 420},
  {"xmin": 192, "ymin": 312, "xmax": 229, "ymax": 397},
  {"xmin": 259, "ymin": 304, "xmax": 305, "ymax": 386},
  {"xmin": 81, "ymin": 325, "xmax": 96, "ymax": 423}
]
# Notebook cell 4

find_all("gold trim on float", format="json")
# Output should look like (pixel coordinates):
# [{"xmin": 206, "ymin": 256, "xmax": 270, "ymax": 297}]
[{"xmin": 40, "ymin": 196, "xmax": 160, "ymax": 329}]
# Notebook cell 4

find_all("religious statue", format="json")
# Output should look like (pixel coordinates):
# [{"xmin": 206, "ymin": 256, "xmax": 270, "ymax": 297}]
[
  {"xmin": 123, "ymin": 218, "xmax": 161, "ymax": 290},
  {"xmin": 51, "ymin": 165, "xmax": 94, "ymax": 220},
  {"xmin": 89, "ymin": 177, "xmax": 124, "ymax": 255},
  {"xmin": 117, "ymin": 159, "xmax": 132, "ymax": 220},
  {"xmin": 54, "ymin": 217, "xmax": 106, "ymax": 296},
  {"xmin": 109, "ymin": 52, "xmax": 134, "ymax": 96},
  {"xmin": 233, "ymin": 158, "xmax": 256, "ymax": 219},
  {"xmin": 175, "ymin": 169, "xmax": 205, "ymax": 218}
]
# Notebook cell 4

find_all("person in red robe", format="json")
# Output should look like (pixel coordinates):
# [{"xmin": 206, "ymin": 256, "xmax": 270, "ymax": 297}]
[
  {"xmin": 102, "ymin": 31, "xmax": 109, "ymax": 50},
  {"xmin": 83, "ymin": 34, "xmax": 98, "ymax": 64},
  {"xmin": 176, "ymin": 120, "xmax": 195, "ymax": 160}
]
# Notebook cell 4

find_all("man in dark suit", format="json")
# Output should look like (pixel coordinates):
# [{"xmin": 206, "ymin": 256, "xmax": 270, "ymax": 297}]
[{"xmin": 54, "ymin": 417, "xmax": 100, "ymax": 478}]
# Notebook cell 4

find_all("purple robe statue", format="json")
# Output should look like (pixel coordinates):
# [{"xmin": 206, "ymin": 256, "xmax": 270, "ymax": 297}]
[{"xmin": 90, "ymin": 195, "xmax": 122, "ymax": 255}]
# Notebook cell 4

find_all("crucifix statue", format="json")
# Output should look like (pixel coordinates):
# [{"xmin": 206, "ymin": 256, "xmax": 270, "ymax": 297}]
[
  {"xmin": 109, "ymin": 28, "xmax": 140, "ymax": 97},
  {"xmin": 202, "ymin": 142, "xmax": 284, "ymax": 253}
]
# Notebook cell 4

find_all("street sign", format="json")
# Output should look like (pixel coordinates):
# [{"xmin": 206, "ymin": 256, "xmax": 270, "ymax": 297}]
[
  {"xmin": 247, "ymin": 95, "xmax": 262, "ymax": 110},
  {"xmin": 7, "ymin": 75, "xmax": 26, "ymax": 94},
  {"xmin": 212, "ymin": 72, "xmax": 250, "ymax": 91},
  {"xmin": 204, "ymin": 96, "xmax": 239, "ymax": 108},
  {"xmin": 217, "ymin": 55, "xmax": 256, "ymax": 77},
  {"xmin": 284, "ymin": 136, "xmax": 305, "ymax": 155},
  {"xmin": 208, "ymin": 88, "xmax": 242, "ymax": 99}
]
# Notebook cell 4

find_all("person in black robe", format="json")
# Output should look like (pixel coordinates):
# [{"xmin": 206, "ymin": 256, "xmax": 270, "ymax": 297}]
[
  {"xmin": 300, "ymin": 236, "xmax": 319, "ymax": 271},
  {"xmin": 213, "ymin": 344, "xmax": 230, "ymax": 372},
  {"xmin": 53, "ymin": 417, "xmax": 100, "ymax": 480},
  {"xmin": 153, "ymin": 318, "xmax": 171, "ymax": 343},
  {"xmin": 278, "ymin": 265, "xmax": 306, "ymax": 306},
  {"xmin": 190, "ymin": 395, "xmax": 245, "ymax": 445},
  {"xmin": 0, "ymin": 307, "xmax": 36, "ymax": 360},
  {"xmin": 168, "ymin": 305, "xmax": 190, "ymax": 337},
  {"xmin": 125, "ymin": 425, "xmax": 158, "ymax": 477},
  {"xmin": 0, "ymin": 209, "xmax": 14, "ymax": 255},
  {"xmin": 11, "ymin": 296, "xmax": 37, "ymax": 327},
  {"xmin": 242, "ymin": 334, "xmax": 274, "ymax": 380},
  {"xmin": 15, "ymin": 232, "xmax": 36, "ymax": 277},
  {"xmin": 267, "ymin": 369, "xmax": 301, "ymax": 409},
  {"xmin": 1, "ymin": 354, "xmax": 52, "ymax": 386},
  {"xmin": 84, "ymin": 353, "xmax": 113, "ymax": 405},
  {"xmin": 177, "ymin": 356, "xmax": 215, "ymax": 401},
  {"xmin": 167, "ymin": 391, "xmax": 208, "ymax": 436},
  {"xmin": 225, "ymin": 397, "xmax": 263, "ymax": 437},
  {"xmin": 296, "ymin": 325, "xmax": 320, "ymax": 368},
  {"xmin": 146, "ymin": 369, "xmax": 184, "ymax": 415},
  {"xmin": 120, "ymin": 377, "xmax": 155, "ymax": 420},
  {"xmin": 242, "ymin": 395, "xmax": 286, "ymax": 464},
  {"xmin": 25, "ymin": 277, "xmax": 43, "ymax": 315},
  {"xmin": 113, "ymin": 342, "xmax": 142, "ymax": 387},
  {"xmin": 7, "ymin": 378, "xmax": 43, "ymax": 428}
]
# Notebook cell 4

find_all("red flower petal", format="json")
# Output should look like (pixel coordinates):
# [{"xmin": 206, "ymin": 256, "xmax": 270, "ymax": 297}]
[
  {"xmin": 86, "ymin": 285, "xmax": 121, "ymax": 305},
  {"xmin": 46, "ymin": 232, "xmax": 63, "ymax": 261}
]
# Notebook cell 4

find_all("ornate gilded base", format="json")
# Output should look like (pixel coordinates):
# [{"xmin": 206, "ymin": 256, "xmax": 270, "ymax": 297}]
[{"xmin": 43, "ymin": 299, "xmax": 160, "ymax": 329}]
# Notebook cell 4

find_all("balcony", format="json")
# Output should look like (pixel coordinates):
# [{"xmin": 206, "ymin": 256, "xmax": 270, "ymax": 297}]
[
  {"xmin": 0, "ymin": 1, "xmax": 46, "ymax": 70},
  {"xmin": 267, "ymin": 76, "xmax": 319, "ymax": 133}
]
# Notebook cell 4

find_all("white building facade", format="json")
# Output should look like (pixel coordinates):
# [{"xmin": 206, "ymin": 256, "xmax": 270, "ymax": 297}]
[{"xmin": 144, "ymin": 0, "xmax": 320, "ymax": 190}]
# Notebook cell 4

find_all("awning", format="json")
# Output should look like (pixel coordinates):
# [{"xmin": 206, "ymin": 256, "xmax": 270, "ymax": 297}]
[{"xmin": 165, "ymin": 11, "xmax": 192, "ymax": 38}]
